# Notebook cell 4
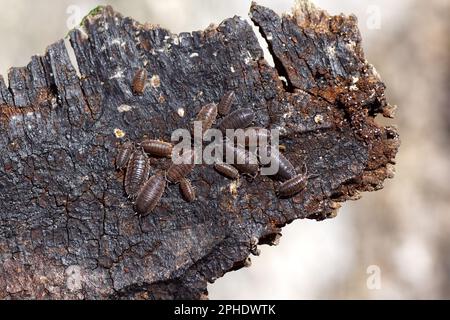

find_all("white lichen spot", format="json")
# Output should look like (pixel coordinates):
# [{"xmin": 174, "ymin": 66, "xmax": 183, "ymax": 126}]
[
  {"xmin": 114, "ymin": 128, "xmax": 126, "ymax": 139},
  {"xmin": 314, "ymin": 114, "xmax": 324, "ymax": 124},
  {"xmin": 326, "ymin": 45, "xmax": 336, "ymax": 57},
  {"xmin": 111, "ymin": 38, "xmax": 122, "ymax": 46},
  {"xmin": 230, "ymin": 66, "xmax": 235, "ymax": 73},
  {"xmin": 177, "ymin": 108, "xmax": 185, "ymax": 118},
  {"xmin": 109, "ymin": 69, "xmax": 124, "ymax": 79},
  {"xmin": 190, "ymin": 52, "xmax": 199, "ymax": 58},
  {"xmin": 117, "ymin": 104, "xmax": 134, "ymax": 113},
  {"xmin": 213, "ymin": 52, "xmax": 218, "ymax": 57},
  {"xmin": 266, "ymin": 33, "xmax": 273, "ymax": 41},
  {"xmin": 66, "ymin": 265, "xmax": 82, "ymax": 292},
  {"xmin": 352, "ymin": 76, "xmax": 359, "ymax": 84},
  {"xmin": 150, "ymin": 75, "xmax": 161, "ymax": 88},
  {"xmin": 349, "ymin": 84, "xmax": 358, "ymax": 91}
]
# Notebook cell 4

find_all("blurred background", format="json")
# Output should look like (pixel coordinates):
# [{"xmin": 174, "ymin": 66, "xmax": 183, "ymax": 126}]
[{"xmin": 0, "ymin": 0, "xmax": 448, "ymax": 299}]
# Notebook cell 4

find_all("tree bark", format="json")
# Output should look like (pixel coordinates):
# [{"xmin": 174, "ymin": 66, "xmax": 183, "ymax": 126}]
[{"xmin": 0, "ymin": 1, "xmax": 399, "ymax": 299}]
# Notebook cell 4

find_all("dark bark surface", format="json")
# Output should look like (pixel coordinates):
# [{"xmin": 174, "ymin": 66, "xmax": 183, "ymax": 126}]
[{"xmin": 0, "ymin": 1, "xmax": 399, "ymax": 299}]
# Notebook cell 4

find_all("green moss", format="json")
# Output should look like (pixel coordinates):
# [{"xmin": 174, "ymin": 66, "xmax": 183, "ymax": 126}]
[
  {"xmin": 80, "ymin": 5, "xmax": 105, "ymax": 27},
  {"xmin": 65, "ymin": 5, "xmax": 105, "ymax": 39}
]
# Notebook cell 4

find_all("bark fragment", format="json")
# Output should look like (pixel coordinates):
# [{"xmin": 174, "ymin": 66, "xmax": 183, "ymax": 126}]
[{"xmin": 0, "ymin": 2, "xmax": 399, "ymax": 299}]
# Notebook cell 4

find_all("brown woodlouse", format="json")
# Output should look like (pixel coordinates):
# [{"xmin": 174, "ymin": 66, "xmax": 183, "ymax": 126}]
[
  {"xmin": 276, "ymin": 172, "xmax": 308, "ymax": 198},
  {"xmin": 214, "ymin": 163, "xmax": 240, "ymax": 180},
  {"xmin": 116, "ymin": 141, "xmax": 134, "ymax": 170},
  {"xmin": 167, "ymin": 150, "xmax": 195, "ymax": 183},
  {"xmin": 195, "ymin": 103, "xmax": 218, "ymax": 135},
  {"xmin": 141, "ymin": 139, "xmax": 173, "ymax": 158},
  {"xmin": 218, "ymin": 90, "xmax": 235, "ymax": 116},
  {"xmin": 125, "ymin": 149, "xmax": 151, "ymax": 198},
  {"xmin": 260, "ymin": 146, "xmax": 296, "ymax": 181},
  {"xmin": 224, "ymin": 141, "xmax": 259, "ymax": 177},
  {"xmin": 132, "ymin": 68, "xmax": 148, "ymax": 95},
  {"xmin": 179, "ymin": 178, "xmax": 196, "ymax": 202},
  {"xmin": 134, "ymin": 173, "xmax": 166, "ymax": 215},
  {"xmin": 242, "ymin": 127, "xmax": 271, "ymax": 147},
  {"xmin": 217, "ymin": 108, "xmax": 255, "ymax": 133}
]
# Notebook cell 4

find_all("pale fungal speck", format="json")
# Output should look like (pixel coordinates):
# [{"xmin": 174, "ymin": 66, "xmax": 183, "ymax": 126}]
[
  {"xmin": 229, "ymin": 180, "xmax": 239, "ymax": 196},
  {"xmin": 266, "ymin": 33, "xmax": 273, "ymax": 40},
  {"xmin": 150, "ymin": 75, "xmax": 161, "ymax": 88},
  {"xmin": 190, "ymin": 52, "xmax": 199, "ymax": 58},
  {"xmin": 117, "ymin": 105, "xmax": 133, "ymax": 113},
  {"xmin": 314, "ymin": 114, "xmax": 324, "ymax": 124},
  {"xmin": 230, "ymin": 66, "xmax": 235, "ymax": 73},
  {"xmin": 177, "ymin": 108, "xmax": 185, "ymax": 118},
  {"xmin": 114, "ymin": 128, "xmax": 126, "ymax": 139}
]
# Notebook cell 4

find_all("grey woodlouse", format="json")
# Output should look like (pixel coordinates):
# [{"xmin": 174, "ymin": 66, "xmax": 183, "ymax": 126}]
[
  {"xmin": 260, "ymin": 146, "xmax": 297, "ymax": 181},
  {"xmin": 195, "ymin": 103, "xmax": 218, "ymax": 135},
  {"xmin": 243, "ymin": 127, "xmax": 271, "ymax": 147},
  {"xmin": 214, "ymin": 163, "xmax": 240, "ymax": 180},
  {"xmin": 141, "ymin": 139, "xmax": 173, "ymax": 158},
  {"xmin": 224, "ymin": 141, "xmax": 259, "ymax": 177},
  {"xmin": 134, "ymin": 173, "xmax": 166, "ymax": 215},
  {"xmin": 124, "ymin": 149, "xmax": 151, "ymax": 198},
  {"xmin": 167, "ymin": 150, "xmax": 195, "ymax": 183},
  {"xmin": 179, "ymin": 178, "xmax": 196, "ymax": 202},
  {"xmin": 217, "ymin": 108, "xmax": 255, "ymax": 133},
  {"xmin": 116, "ymin": 141, "xmax": 134, "ymax": 170},
  {"xmin": 132, "ymin": 68, "xmax": 148, "ymax": 95},
  {"xmin": 218, "ymin": 90, "xmax": 235, "ymax": 116},
  {"xmin": 276, "ymin": 172, "xmax": 308, "ymax": 198}
]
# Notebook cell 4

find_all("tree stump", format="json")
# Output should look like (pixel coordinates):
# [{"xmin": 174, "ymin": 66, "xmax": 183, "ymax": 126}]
[{"xmin": 0, "ymin": 1, "xmax": 399, "ymax": 299}]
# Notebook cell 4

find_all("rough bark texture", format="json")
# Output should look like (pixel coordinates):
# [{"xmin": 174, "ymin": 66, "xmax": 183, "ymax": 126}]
[{"xmin": 0, "ymin": 1, "xmax": 399, "ymax": 299}]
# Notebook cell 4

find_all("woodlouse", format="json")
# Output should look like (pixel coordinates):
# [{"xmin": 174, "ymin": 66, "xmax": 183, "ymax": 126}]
[
  {"xmin": 124, "ymin": 150, "xmax": 151, "ymax": 198},
  {"xmin": 224, "ymin": 141, "xmax": 259, "ymax": 177},
  {"xmin": 195, "ymin": 103, "xmax": 218, "ymax": 135},
  {"xmin": 141, "ymin": 139, "xmax": 173, "ymax": 158},
  {"xmin": 132, "ymin": 68, "xmax": 148, "ymax": 95},
  {"xmin": 276, "ymin": 172, "xmax": 308, "ymax": 198},
  {"xmin": 179, "ymin": 178, "xmax": 196, "ymax": 202},
  {"xmin": 214, "ymin": 163, "xmax": 240, "ymax": 180},
  {"xmin": 260, "ymin": 146, "xmax": 296, "ymax": 181},
  {"xmin": 134, "ymin": 173, "xmax": 166, "ymax": 215},
  {"xmin": 242, "ymin": 127, "xmax": 271, "ymax": 147},
  {"xmin": 116, "ymin": 141, "xmax": 134, "ymax": 170},
  {"xmin": 167, "ymin": 150, "xmax": 195, "ymax": 183},
  {"xmin": 217, "ymin": 108, "xmax": 255, "ymax": 133},
  {"xmin": 218, "ymin": 90, "xmax": 235, "ymax": 116}
]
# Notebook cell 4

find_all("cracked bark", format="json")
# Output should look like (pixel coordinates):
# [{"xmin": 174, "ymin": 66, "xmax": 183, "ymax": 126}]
[{"xmin": 0, "ymin": 1, "xmax": 399, "ymax": 299}]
